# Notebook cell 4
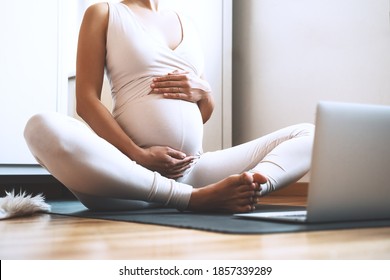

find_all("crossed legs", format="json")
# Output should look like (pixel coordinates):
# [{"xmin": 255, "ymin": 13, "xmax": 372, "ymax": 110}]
[
  {"xmin": 24, "ymin": 113, "xmax": 272, "ymax": 212},
  {"xmin": 180, "ymin": 123, "xmax": 315, "ymax": 195}
]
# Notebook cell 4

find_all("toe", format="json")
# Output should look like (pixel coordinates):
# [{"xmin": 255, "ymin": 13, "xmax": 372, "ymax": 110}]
[{"xmin": 252, "ymin": 173, "xmax": 268, "ymax": 184}]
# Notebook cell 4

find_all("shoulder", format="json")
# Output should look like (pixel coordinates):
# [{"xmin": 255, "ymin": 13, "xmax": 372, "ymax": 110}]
[
  {"xmin": 83, "ymin": 2, "xmax": 109, "ymax": 24},
  {"xmin": 80, "ymin": 3, "xmax": 109, "ymax": 36}
]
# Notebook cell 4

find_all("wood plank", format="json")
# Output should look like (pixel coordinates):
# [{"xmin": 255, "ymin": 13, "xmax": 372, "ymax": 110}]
[{"xmin": 1, "ymin": 196, "xmax": 390, "ymax": 260}]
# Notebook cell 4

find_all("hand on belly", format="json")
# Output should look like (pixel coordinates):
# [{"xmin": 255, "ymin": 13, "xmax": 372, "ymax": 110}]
[{"xmin": 133, "ymin": 145, "xmax": 196, "ymax": 179}]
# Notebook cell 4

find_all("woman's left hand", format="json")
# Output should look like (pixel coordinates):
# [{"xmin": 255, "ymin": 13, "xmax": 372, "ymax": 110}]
[{"xmin": 150, "ymin": 70, "xmax": 212, "ymax": 103}]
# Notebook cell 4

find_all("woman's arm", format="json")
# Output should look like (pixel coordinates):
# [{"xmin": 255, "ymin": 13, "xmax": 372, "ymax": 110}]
[
  {"xmin": 76, "ymin": 4, "xmax": 192, "ymax": 179},
  {"xmin": 76, "ymin": 4, "xmax": 139, "ymax": 159},
  {"xmin": 196, "ymin": 79, "xmax": 215, "ymax": 123}
]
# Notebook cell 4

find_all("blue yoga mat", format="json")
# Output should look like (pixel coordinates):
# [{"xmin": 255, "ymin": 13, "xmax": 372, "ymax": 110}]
[{"xmin": 49, "ymin": 200, "xmax": 390, "ymax": 235}]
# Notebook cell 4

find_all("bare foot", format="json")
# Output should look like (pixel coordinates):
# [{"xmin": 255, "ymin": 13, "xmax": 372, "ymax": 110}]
[{"xmin": 187, "ymin": 172, "xmax": 268, "ymax": 213}]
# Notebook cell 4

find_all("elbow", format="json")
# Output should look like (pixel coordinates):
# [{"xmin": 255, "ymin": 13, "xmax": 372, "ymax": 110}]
[
  {"xmin": 75, "ymin": 96, "xmax": 89, "ymax": 121},
  {"xmin": 199, "ymin": 97, "xmax": 215, "ymax": 124},
  {"xmin": 201, "ymin": 107, "xmax": 214, "ymax": 124},
  {"xmin": 75, "ymin": 106, "xmax": 84, "ymax": 120}
]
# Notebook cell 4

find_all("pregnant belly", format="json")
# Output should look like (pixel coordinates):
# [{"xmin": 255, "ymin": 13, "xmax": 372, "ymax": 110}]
[{"xmin": 115, "ymin": 94, "xmax": 204, "ymax": 156}]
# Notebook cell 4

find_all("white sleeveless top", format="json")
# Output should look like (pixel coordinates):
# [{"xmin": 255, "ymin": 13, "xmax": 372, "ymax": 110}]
[{"xmin": 106, "ymin": 2, "xmax": 205, "ymax": 156}]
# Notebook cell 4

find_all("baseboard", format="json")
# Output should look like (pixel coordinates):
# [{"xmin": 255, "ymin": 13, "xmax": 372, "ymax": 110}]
[
  {"xmin": 268, "ymin": 182, "xmax": 308, "ymax": 197},
  {"xmin": 0, "ymin": 174, "xmax": 75, "ymax": 200}
]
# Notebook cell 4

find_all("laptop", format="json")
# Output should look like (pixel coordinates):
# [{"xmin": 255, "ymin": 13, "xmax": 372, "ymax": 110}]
[{"xmin": 235, "ymin": 101, "xmax": 390, "ymax": 223}]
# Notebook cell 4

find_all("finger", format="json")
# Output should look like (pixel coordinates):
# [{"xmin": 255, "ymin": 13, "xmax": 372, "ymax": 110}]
[
  {"xmin": 164, "ymin": 161, "xmax": 195, "ymax": 179},
  {"xmin": 175, "ymin": 155, "xmax": 196, "ymax": 166},
  {"xmin": 177, "ymin": 155, "xmax": 196, "ymax": 164},
  {"xmin": 162, "ymin": 93, "xmax": 191, "ymax": 101},
  {"xmin": 157, "ymin": 165, "xmax": 185, "ymax": 180},
  {"xmin": 170, "ymin": 163, "xmax": 192, "ymax": 174},
  {"xmin": 165, "ymin": 157, "xmax": 196, "ymax": 177},
  {"xmin": 150, "ymin": 84, "xmax": 185, "ymax": 96},
  {"xmin": 151, "ymin": 82, "xmax": 188, "ymax": 92},
  {"xmin": 166, "ymin": 147, "xmax": 197, "ymax": 161},
  {"xmin": 151, "ymin": 81, "xmax": 175, "ymax": 88},
  {"xmin": 169, "ymin": 156, "xmax": 196, "ymax": 171},
  {"xmin": 166, "ymin": 148, "xmax": 187, "ymax": 159},
  {"xmin": 153, "ymin": 74, "xmax": 187, "ymax": 83},
  {"xmin": 152, "ymin": 87, "xmax": 185, "ymax": 94}
]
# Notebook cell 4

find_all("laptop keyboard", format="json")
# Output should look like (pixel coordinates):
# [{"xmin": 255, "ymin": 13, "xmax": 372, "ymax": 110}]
[
  {"xmin": 260, "ymin": 210, "xmax": 307, "ymax": 218},
  {"xmin": 234, "ymin": 210, "xmax": 308, "ymax": 222},
  {"xmin": 276, "ymin": 212, "xmax": 306, "ymax": 218}
]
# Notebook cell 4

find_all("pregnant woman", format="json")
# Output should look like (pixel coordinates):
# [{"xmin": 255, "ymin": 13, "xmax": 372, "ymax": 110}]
[{"xmin": 24, "ymin": 0, "xmax": 314, "ymax": 213}]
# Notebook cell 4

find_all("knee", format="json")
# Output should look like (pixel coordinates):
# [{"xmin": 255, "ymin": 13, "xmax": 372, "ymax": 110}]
[
  {"xmin": 24, "ymin": 113, "xmax": 53, "ymax": 147},
  {"xmin": 293, "ymin": 123, "xmax": 315, "ymax": 138},
  {"xmin": 24, "ymin": 112, "xmax": 71, "ymax": 158}
]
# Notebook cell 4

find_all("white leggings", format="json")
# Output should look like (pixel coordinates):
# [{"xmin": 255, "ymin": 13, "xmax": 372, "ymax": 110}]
[{"xmin": 24, "ymin": 112, "xmax": 314, "ymax": 211}]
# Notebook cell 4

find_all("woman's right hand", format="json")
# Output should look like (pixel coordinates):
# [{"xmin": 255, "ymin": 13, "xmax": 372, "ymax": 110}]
[{"xmin": 134, "ymin": 146, "xmax": 196, "ymax": 179}]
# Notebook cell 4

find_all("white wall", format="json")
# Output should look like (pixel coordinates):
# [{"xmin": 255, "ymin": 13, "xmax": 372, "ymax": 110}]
[
  {"xmin": 0, "ymin": 0, "xmax": 67, "ymax": 165},
  {"xmin": 233, "ymin": 0, "xmax": 390, "ymax": 145}
]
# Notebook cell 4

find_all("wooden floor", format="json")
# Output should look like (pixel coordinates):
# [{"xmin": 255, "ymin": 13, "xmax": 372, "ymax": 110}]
[{"xmin": 1, "ymin": 195, "xmax": 390, "ymax": 260}]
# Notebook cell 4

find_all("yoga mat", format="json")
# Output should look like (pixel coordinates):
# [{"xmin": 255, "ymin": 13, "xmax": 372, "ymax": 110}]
[{"xmin": 49, "ymin": 200, "xmax": 390, "ymax": 235}]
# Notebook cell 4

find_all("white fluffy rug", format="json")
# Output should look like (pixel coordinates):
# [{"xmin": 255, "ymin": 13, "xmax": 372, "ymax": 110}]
[{"xmin": 0, "ymin": 191, "xmax": 51, "ymax": 220}]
